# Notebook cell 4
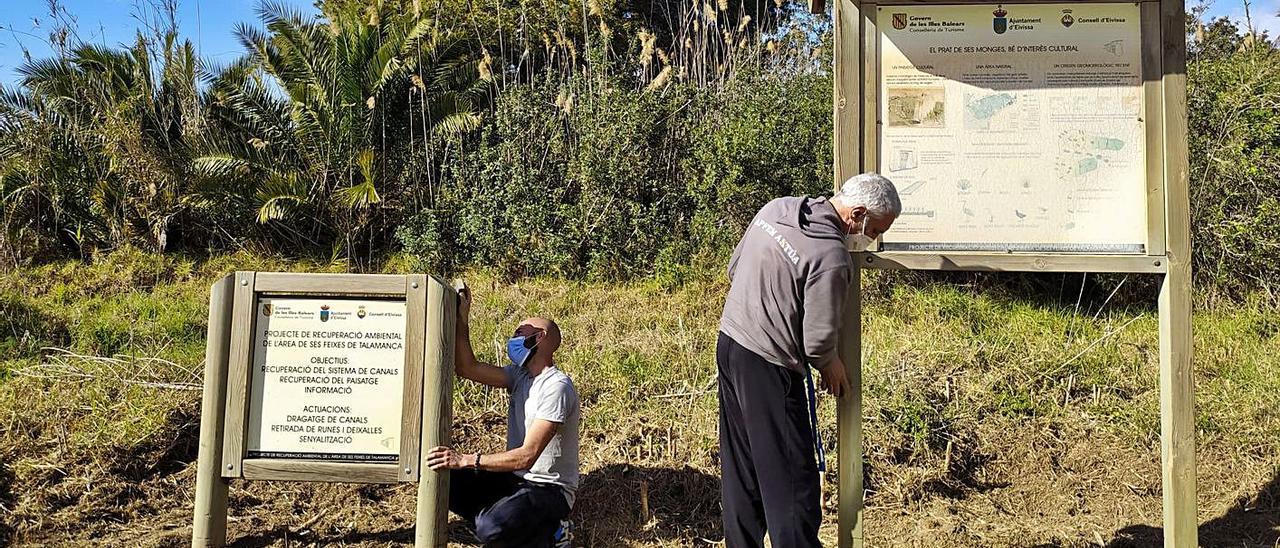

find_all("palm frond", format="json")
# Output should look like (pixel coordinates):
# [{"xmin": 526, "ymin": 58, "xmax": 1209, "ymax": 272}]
[{"xmin": 255, "ymin": 170, "xmax": 309, "ymax": 223}]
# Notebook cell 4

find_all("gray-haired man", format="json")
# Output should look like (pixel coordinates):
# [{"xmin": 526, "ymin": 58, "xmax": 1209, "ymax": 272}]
[{"xmin": 717, "ymin": 173, "xmax": 901, "ymax": 547}]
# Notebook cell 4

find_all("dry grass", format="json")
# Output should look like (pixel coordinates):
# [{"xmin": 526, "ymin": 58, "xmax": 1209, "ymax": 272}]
[{"xmin": 0, "ymin": 252, "xmax": 1277, "ymax": 546}]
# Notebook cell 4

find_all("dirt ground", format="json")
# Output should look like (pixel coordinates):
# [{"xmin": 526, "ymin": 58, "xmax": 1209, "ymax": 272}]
[{"xmin": 4, "ymin": 412, "xmax": 1276, "ymax": 548}]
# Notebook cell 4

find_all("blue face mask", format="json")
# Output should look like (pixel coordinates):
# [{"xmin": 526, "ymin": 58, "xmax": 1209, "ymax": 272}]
[{"xmin": 506, "ymin": 334, "xmax": 539, "ymax": 368}]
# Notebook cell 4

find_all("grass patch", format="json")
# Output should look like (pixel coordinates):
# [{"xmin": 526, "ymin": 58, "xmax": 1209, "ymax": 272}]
[{"xmin": 1, "ymin": 251, "xmax": 1278, "ymax": 546}]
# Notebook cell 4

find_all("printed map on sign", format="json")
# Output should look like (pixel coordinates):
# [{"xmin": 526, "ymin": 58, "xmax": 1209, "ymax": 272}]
[
  {"xmin": 876, "ymin": 3, "xmax": 1147, "ymax": 253},
  {"xmin": 964, "ymin": 92, "xmax": 1018, "ymax": 130}
]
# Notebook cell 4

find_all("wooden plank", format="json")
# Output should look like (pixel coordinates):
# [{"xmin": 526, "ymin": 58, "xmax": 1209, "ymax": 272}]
[
  {"xmin": 1142, "ymin": 0, "xmax": 1167, "ymax": 256},
  {"xmin": 254, "ymin": 272, "xmax": 407, "ymax": 296},
  {"xmin": 399, "ymin": 275, "xmax": 428, "ymax": 482},
  {"xmin": 861, "ymin": 1, "xmax": 879, "ymax": 177},
  {"xmin": 240, "ymin": 459, "xmax": 400, "ymax": 484},
  {"xmin": 809, "ymin": 0, "xmax": 826, "ymax": 15},
  {"xmin": 192, "ymin": 275, "xmax": 235, "ymax": 548},
  {"xmin": 221, "ymin": 271, "xmax": 257, "ymax": 478},
  {"xmin": 1158, "ymin": 0, "xmax": 1197, "ymax": 545},
  {"xmin": 861, "ymin": 252, "xmax": 1168, "ymax": 274},
  {"xmin": 833, "ymin": 0, "xmax": 862, "ymax": 186},
  {"xmin": 838, "ymin": 263, "xmax": 865, "ymax": 548},
  {"xmin": 416, "ymin": 277, "xmax": 458, "ymax": 547}
]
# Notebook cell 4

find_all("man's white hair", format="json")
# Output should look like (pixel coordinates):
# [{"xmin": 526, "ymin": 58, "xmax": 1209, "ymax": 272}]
[{"xmin": 835, "ymin": 172, "xmax": 902, "ymax": 218}]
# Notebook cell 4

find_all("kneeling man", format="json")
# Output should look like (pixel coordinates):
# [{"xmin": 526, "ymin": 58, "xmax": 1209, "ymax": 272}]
[{"xmin": 426, "ymin": 289, "xmax": 580, "ymax": 548}]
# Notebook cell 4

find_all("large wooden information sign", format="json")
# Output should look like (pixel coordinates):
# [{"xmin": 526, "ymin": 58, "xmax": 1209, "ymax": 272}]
[
  {"xmin": 821, "ymin": 0, "xmax": 1194, "ymax": 546},
  {"xmin": 191, "ymin": 272, "xmax": 459, "ymax": 547}
]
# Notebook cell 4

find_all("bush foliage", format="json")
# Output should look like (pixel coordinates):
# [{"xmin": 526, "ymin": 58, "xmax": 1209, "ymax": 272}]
[{"xmin": 0, "ymin": 1, "xmax": 1278, "ymax": 295}]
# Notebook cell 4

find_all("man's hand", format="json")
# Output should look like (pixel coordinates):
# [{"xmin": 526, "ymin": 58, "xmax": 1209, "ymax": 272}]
[
  {"xmin": 425, "ymin": 446, "xmax": 471, "ymax": 471},
  {"xmin": 818, "ymin": 358, "xmax": 851, "ymax": 398}
]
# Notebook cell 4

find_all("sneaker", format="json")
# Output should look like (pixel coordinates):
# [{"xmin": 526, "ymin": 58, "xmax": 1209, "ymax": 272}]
[{"xmin": 552, "ymin": 518, "xmax": 573, "ymax": 547}]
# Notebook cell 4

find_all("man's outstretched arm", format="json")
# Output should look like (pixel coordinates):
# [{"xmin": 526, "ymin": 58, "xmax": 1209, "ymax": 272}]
[
  {"xmin": 426, "ymin": 419, "xmax": 559, "ymax": 472},
  {"xmin": 454, "ymin": 287, "xmax": 509, "ymax": 389}
]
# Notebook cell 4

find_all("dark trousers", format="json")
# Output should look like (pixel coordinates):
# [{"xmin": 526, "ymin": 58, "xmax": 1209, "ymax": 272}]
[
  {"xmin": 717, "ymin": 332, "xmax": 821, "ymax": 548},
  {"xmin": 448, "ymin": 469, "xmax": 570, "ymax": 548}
]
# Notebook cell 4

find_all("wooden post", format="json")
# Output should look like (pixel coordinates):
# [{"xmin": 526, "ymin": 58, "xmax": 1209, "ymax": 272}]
[
  {"xmin": 220, "ymin": 271, "xmax": 256, "ymax": 478},
  {"xmin": 833, "ymin": 0, "xmax": 867, "ymax": 545},
  {"xmin": 1158, "ymin": 0, "xmax": 1196, "ymax": 545},
  {"xmin": 837, "ymin": 263, "xmax": 865, "ymax": 548},
  {"xmin": 416, "ymin": 278, "xmax": 457, "ymax": 547},
  {"xmin": 192, "ymin": 275, "xmax": 235, "ymax": 547},
  {"xmin": 833, "ymin": 0, "xmax": 863, "ymax": 184}
]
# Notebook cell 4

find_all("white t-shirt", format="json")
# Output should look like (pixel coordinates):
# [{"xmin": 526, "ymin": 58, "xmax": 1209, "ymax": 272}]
[{"xmin": 504, "ymin": 364, "xmax": 581, "ymax": 506}]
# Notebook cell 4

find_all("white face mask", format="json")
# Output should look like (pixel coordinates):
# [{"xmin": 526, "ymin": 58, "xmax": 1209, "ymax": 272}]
[{"xmin": 848, "ymin": 218, "xmax": 874, "ymax": 252}]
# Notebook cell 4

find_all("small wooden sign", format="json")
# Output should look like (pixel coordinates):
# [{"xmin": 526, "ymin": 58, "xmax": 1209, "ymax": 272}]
[{"xmin": 192, "ymin": 272, "xmax": 457, "ymax": 547}]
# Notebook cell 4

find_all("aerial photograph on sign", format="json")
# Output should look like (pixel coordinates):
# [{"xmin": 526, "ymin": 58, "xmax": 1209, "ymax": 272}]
[{"xmin": 888, "ymin": 86, "xmax": 947, "ymax": 127}]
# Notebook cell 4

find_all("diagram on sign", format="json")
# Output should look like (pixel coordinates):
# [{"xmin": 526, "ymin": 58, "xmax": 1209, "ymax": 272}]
[
  {"xmin": 890, "ymin": 148, "xmax": 919, "ymax": 172},
  {"xmin": 888, "ymin": 87, "xmax": 946, "ymax": 128},
  {"xmin": 898, "ymin": 179, "xmax": 929, "ymax": 195}
]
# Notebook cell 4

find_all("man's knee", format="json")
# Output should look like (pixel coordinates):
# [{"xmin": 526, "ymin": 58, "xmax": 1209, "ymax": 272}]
[{"xmin": 474, "ymin": 508, "xmax": 517, "ymax": 544}]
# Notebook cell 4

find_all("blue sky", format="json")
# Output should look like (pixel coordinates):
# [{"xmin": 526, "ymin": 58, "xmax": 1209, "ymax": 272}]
[
  {"xmin": 0, "ymin": 0, "xmax": 318, "ymax": 84},
  {"xmin": 0, "ymin": 0, "xmax": 1275, "ymax": 85},
  {"xmin": 1204, "ymin": 0, "xmax": 1280, "ymax": 38}
]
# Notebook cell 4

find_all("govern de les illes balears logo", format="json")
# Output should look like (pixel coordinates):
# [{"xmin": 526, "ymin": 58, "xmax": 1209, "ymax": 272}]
[
  {"xmin": 892, "ymin": 12, "xmax": 907, "ymax": 30},
  {"xmin": 890, "ymin": 11, "xmax": 964, "ymax": 31}
]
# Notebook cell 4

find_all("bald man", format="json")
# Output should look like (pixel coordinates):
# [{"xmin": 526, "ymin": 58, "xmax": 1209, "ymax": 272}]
[{"xmin": 426, "ymin": 288, "xmax": 580, "ymax": 548}]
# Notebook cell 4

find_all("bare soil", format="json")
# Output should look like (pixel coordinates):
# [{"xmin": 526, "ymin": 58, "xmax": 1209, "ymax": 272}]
[{"xmin": 3, "ymin": 405, "xmax": 1276, "ymax": 548}]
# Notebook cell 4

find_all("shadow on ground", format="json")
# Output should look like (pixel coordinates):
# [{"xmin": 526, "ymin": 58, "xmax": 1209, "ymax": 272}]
[
  {"xmin": 570, "ymin": 464, "xmax": 722, "ymax": 547},
  {"xmin": 225, "ymin": 521, "xmax": 474, "ymax": 547},
  {"xmin": 223, "ymin": 465, "xmax": 721, "ymax": 547},
  {"xmin": 1108, "ymin": 472, "xmax": 1280, "ymax": 547},
  {"xmin": 0, "ymin": 454, "xmax": 14, "ymax": 546}
]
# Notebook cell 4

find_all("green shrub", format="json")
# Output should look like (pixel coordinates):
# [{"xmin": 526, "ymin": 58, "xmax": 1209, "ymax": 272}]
[
  {"xmin": 1187, "ymin": 49, "xmax": 1280, "ymax": 296},
  {"xmin": 683, "ymin": 70, "xmax": 833, "ymax": 255}
]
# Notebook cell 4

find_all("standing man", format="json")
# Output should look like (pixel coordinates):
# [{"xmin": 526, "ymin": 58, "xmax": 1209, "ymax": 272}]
[
  {"xmin": 426, "ymin": 288, "xmax": 580, "ymax": 548},
  {"xmin": 717, "ymin": 173, "xmax": 901, "ymax": 547}
]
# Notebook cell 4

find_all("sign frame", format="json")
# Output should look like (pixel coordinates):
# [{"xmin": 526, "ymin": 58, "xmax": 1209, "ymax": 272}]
[
  {"xmin": 192, "ymin": 272, "xmax": 458, "ymax": 547},
  {"xmin": 821, "ymin": 0, "xmax": 1195, "ymax": 547}
]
